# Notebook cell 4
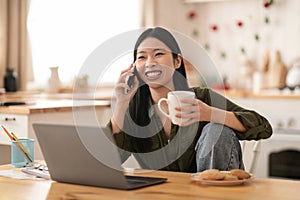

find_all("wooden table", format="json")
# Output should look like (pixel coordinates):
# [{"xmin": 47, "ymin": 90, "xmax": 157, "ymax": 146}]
[{"xmin": 1, "ymin": 165, "xmax": 300, "ymax": 200}]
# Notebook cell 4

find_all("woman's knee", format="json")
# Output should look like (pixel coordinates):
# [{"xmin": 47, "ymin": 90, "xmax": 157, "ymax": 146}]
[
  {"xmin": 196, "ymin": 123, "xmax": 234, "ymax": 156},
  {"xmin": 199, "ymin": 123, "xmax": 236, "ymax": 145},
  {"xmin": 195, "ymin": 122, "xmax": 242, "ymax": 158},
  {"xmin": 203, "ymin": 122, "xmax": 235, "ymax": 136},
  {"xmin": 195, "ymin": 122, "xmax": 244, "ymax": 171}
]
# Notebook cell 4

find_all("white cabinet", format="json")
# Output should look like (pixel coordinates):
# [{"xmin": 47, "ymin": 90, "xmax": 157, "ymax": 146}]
[
  {"xmin": 229, "ymin": 97, "xmax": 300, "ymax": 130},
  {"xmin": 0, "ymin": 114, "xmax": 28, "ymax": 145},
  {"xmin": 0, "ymin": 100, "xmax": 112, "ymax": 163},
  {"xmin": 229, "ymin": 96, "xmax": 300, "ymax": 175},
  {"xmin": 28, "ymin": 107, "xmax": 111, "ymax": 160}
]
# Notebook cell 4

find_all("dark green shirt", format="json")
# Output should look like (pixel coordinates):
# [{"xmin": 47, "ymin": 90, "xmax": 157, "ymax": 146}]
[{"xmin": 107, "ymin": 87, "xmax": 272, "ymax": 172}]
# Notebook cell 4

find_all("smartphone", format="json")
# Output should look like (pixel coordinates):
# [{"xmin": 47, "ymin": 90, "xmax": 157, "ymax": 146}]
[{"xmin": 124, "ymin": 65, "xmax": 136, "ymax": 94}]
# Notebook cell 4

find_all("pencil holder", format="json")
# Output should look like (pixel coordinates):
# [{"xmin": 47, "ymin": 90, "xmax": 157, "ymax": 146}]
[{"xmin": 11, "ymin": 139, "xmax": 34, "ymax": 168}]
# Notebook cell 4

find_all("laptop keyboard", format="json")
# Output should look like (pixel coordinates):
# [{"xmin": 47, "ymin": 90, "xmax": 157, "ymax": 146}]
[
  {"xmin": 127, "ymin": 179, "xmax": 149, "ymax": 186},
  {"xmin": 125, "ymin": 175, "xmax": 150, "ymax": 184},
  {"xmin": 125, "ymin": 175, "xmax": 166, "ymax": 187}
]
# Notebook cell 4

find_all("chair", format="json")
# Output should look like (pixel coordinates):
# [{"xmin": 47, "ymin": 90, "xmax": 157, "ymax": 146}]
[{"xmin": 241, "ymin": 140, "xmax": 262, "ymax": 174}]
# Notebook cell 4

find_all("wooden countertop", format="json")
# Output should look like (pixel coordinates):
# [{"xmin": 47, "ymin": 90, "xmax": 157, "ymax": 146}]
[
  {"xmin": 1, "ymin": 87, "xmax": 299, "ymax": 115},
  {"xmin": 1, "ymin": 88, "xmax": 114, "ymax": 101},
  {"xmin": 0, "ymin": 89, "xmax": 113, "ymax": 115},
  {"xmin": 215, "ymin": 89, "xmax": 300, "ymax": 99},
  {"xmin": 0, "ymin": 99, "xmax": 111, "ymax": 115},
  {"xmin": 1, "ymin": 164, "xmax": 300, "ymax": 200}
]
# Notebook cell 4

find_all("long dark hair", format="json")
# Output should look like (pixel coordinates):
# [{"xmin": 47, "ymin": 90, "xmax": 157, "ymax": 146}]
[{"xmin": 129, "ymin": 27, "xmax": 190, "ymax": 126}]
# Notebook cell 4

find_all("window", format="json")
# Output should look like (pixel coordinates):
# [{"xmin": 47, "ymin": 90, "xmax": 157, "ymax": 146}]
[{"xmin": 27, "ymin": 0, "xmax": 140, "ymax": 89}]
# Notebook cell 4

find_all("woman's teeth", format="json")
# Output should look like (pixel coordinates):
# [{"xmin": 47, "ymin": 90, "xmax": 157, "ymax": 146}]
[{"xmin": 146, "ymin": 71, "xmax": 161, "ymax": 78}]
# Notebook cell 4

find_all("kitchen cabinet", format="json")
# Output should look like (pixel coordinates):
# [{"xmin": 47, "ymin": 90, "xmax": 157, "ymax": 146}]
[
  {"xmin": 0, "ymin": 99, "xmax": 111, "ymax": 164},
  {"xmin": 227, "ymin": 94, "xmax": 300, "ymax": 177},
  {"xmin": 228, "ymin": 96, "xmax": 300, "ymax": 130},
  {"xmin": 0, "ymin": 114, "xmax": 28, "ymax": 145}
]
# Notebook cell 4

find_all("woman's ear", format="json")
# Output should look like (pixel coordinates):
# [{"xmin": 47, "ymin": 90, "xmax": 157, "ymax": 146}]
[{"xmin": 175, "ymin": 54, "xmax": 183, "ymax": 69}]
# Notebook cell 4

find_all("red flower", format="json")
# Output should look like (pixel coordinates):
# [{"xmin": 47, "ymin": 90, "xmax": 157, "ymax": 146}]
[
  {"xmin": 210, "ymin": 24, "xmax": 218, "ymax": 32},
  {"xmin": 188, "ymin": 11, "xmax": 196, "ymax": 19},
  {"xmin": 264, "ymin": 2, "xmax": 270, "ymax": 8},
  {"xmin": 263, "ymin": 0, "xmax": 274, "ymax": 8},
  {"xmin": 237, "ymin": 20, "xmax": 243, "ymax": 27}
]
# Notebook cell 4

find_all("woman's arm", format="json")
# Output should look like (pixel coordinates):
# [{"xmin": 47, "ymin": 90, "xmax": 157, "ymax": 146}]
[
  {"xmin": 111, "ymin": 102, "xmax": 129, "ymax": 134},
  {"xmin": 176, "ymin": 98, "xmax": 246, "ymax": 132},
  {"xmin": 175, "ymin": 87, "xmax": 272, "ymax": 140},
  {"xmin": 111, "ymin": 65, "xmax": 139, "ymax": 134},
  {"xmin": 205, "ymin": 104, "xmax": 247, "ymax": 132}
]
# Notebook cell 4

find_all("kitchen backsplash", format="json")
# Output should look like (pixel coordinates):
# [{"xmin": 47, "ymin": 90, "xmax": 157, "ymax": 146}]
[{"xmin": 152, "ymin": 0, "xmax": 300, "ymax": 90}]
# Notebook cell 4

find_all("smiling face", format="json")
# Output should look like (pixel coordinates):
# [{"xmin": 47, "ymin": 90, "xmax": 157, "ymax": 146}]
[{"xmin": 135, "ymin": 37, "xmax": 182, "ymax": 90}]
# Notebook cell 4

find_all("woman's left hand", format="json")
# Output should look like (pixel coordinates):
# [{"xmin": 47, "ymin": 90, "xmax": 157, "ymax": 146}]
[{"xmin": 174, "ymin": 98, "xmax": 212, "ymax": 126}]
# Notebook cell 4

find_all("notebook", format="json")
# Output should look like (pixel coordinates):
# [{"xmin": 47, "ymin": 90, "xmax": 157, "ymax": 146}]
[{"xmin": 32, "ymin": 123, "xmax": 167, "ymax": 190}]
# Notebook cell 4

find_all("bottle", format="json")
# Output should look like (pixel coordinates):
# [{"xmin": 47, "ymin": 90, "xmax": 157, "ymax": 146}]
[
  {"xmin": 47, "ymin": 66, "xmax": 61, "ymax": 93},
  {"xmin": 4, "ymin": 68, "xmax": 18, "ymax": 92},
  {"xmin": 252, "ymin": 71, "xmax": 262, "ymax": 94}
]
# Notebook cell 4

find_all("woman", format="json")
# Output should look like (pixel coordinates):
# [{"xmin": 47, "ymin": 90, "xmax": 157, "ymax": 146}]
[{"xmin": 108, "ymin": 27, "xmax": 272, "ymax": 172}]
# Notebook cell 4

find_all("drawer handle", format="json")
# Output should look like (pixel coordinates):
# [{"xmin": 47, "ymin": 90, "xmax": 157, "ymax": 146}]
[{"xmin": 5, "ymin": 117, "xmax": 16, "ymax": 121}]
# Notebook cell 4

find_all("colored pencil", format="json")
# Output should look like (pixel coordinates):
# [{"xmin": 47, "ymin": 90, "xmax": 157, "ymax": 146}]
[{"xmin": 1, "ymin": 126, "xmax": 33, "ymax": 164}]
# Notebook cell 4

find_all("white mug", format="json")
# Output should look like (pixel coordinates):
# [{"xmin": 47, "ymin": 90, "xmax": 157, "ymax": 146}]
[{"xmin": 158, "ymin": 91, "xmax": 195, "ymax": 125}]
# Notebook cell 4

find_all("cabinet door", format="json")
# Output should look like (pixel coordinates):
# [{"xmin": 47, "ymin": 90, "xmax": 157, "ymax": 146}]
[{"xmin": 0, "ymin": 114, "xmax": 28, "ymax": 145}]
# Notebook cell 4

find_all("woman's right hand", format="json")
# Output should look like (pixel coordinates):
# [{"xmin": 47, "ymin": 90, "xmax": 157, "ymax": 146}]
[
  {"xmin": 114, "ymin": 63, "xmax": 139, "ymax": 103},
  {"xmin": 111, "ymin": 64, "xmax": 139, "ymax": 133}
]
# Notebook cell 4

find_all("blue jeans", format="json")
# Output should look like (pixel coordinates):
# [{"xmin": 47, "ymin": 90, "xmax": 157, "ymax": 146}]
[{"xmin": 195, "ymin": 123, "xmax": 244, "ymax": 172}]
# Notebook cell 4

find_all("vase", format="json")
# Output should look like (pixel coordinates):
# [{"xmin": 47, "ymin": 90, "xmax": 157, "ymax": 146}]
[
  {"xmin": 286, "ymin": 62, "xmax": 300, "ymax": 88},
  {"xmin": 4, "ymin": 68, "xmax": 18, "ymax": 92},
  {"xmin": 47, "ymin": 66, "xmax": 61, "ymax": 93}
]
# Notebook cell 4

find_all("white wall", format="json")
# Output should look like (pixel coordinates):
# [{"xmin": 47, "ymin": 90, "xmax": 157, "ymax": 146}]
[{"xmin": 152, "ymin": 0, "xmax": 300, "ymax": 87}]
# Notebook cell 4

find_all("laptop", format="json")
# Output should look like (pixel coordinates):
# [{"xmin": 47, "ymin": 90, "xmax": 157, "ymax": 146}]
[{"xmin": 32, "ymin": 123, "xmax": 167, "ymax": 190}]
